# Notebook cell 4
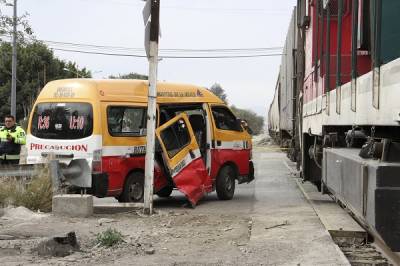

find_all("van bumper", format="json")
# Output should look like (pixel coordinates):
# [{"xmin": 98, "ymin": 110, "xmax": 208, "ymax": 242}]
[
  {"xmin": 91, "ymin": 173, "xmax": 109, "ymax": 198},
  {"xmin": 238, "ymin": 161, "xmax": 255, "ymax": 184}
]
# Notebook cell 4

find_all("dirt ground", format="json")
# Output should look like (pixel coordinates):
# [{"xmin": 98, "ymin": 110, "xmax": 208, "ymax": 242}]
[{"xmin": 0, "ymin": 206, "xmax": 254, "ymax": 266}]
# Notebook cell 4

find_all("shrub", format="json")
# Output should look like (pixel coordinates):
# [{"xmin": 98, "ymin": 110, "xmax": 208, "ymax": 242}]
[
  {"xmin": 0, "ymin": 166, "xmax": 53, "ymax": 212},
  {"xmin": 95, "ymin": 228, "xmax": 124, "ymax": 248}
]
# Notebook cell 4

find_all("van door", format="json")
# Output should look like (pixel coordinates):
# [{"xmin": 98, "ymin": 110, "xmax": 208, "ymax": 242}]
[{"xmin": 156, "ymin": 113, "xmax": 211, "ymax": 206}]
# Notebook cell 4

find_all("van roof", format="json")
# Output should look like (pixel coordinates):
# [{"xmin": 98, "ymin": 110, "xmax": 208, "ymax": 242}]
[{"xmin": 36, "ymin": 79, "xmax": 224, "ymax": 104}]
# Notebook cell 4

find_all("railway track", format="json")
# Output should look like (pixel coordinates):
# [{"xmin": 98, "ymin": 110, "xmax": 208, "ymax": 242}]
[
  {"xmin": 294, "ymin": 168, "xmax": 398, "ymax": 266},
  {"xmin": 337, "ymin": 242, "xmax": 391, "ymax": 266}
]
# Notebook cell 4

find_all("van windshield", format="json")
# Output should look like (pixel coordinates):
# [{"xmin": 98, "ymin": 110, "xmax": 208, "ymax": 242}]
[{"xmin": 31, "ymin": 103, "xmax": 93, "ymax": 139}]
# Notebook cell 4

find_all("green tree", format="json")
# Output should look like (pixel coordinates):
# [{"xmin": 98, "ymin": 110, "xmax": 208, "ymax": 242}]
[
  {"xmin": 0, "ymin": 41, "xmax": 91, "ymax": 120},
  {"xmin": 1, "ymin": 1, "xmax": 91, "ymax": 121},
  {"xmin": 109, "ymin": 72, "xmax": 148, "ymax": 80},
  {"xmin": 0, "ymin": 0, "xmax": 33, "ymax": 42},
  {"xmin": 209, "ymin": 83, "xmax": 228, "ymax": 103},
  {"xmin": 230, "ymin": 105, "xmax": 264, "ymax": 135}
]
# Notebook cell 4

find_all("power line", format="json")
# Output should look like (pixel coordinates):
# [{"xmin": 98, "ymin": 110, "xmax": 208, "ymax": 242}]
[
  {"xmin": 43, "ymin": 39, "xmax": 283, "ymax": 52},
  {"xmin": 52, "ymin": 48, "xmax": 283, "ymax": 59},
  {"xmin": 0, "ymin": 34, "xmax": 283, "ymax": 58}
]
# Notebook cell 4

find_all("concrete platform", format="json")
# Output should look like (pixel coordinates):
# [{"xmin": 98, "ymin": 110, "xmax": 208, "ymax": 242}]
[
  {"xmin": 93, "ymin": 202, "xmax": 144, "ymax": 214},
  {"xmin": 281, "ymin": 155, "xmax": 367, "ymax": 243},
  {"xmin": 295, "ymin": 178, "xmax": 367, "ymax": 243},
  {"xmin": 247, "ymin": 150, "xmax": 351, "ymax": 265},
  {"xmin": 52, "ymin": 194, "xmax": 93, "ymax": 217}
]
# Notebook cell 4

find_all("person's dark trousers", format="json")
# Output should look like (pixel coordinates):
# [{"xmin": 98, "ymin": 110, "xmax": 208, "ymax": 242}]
[{"xmin": 0, "ymin": 159, "xmax": 19, "ymax": 165}]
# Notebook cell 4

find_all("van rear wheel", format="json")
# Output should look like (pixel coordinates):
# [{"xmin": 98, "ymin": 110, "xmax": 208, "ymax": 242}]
[
  {"xmin": 119, "ymin": 172, "xmax": 144, "ymax": 203},
  {"xmin": 216, "ymin": 166, "xmax": 236, "ymax": 200}
]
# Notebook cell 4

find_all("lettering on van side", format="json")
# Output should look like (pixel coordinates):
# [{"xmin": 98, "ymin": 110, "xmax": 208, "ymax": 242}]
[
  {"xmin": 157, "ymin": 89, "xmax": 204, "ymax": 98},
  {"xmin": 132, "ymin": 145, "xmax": 146, "ymax": 155},
  {"xmin": 53, "ymin": 87, "xmax": 75, "ymax": 98},
  {"xmin": 171, "ymin": 159, "xmax": 187, "ymax": 177},
  {"xmin": 30, "ymin": 143, "xmax": 88, "ymax": 152}
]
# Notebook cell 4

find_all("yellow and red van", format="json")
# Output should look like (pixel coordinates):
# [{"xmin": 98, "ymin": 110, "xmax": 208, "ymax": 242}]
[{"xmin": 27, "ymin": 79, "xmax": 254, "ymax": 205}]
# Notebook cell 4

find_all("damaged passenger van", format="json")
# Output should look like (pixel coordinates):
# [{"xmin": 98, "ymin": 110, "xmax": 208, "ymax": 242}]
[{"xmin": 26, "ymin": 79, "xmax": 254, "ymax": 206}]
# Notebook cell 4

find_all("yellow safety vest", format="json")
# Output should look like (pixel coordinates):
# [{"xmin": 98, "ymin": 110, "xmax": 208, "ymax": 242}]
[{"xmin": 0, "ymin": 125, "xmax": 26, "ymax": 160}]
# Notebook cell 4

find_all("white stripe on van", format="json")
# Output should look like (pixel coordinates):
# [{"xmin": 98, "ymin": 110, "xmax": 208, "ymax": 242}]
[
  {"xmin": 102, "ymin": 145, "xmax": 146, "ymax": 157},
  {"xmin": 169, "ymin": 148, "xmax": 202, "ymax": 177},
  {"xmin": 213, "ymin": 140, "xmax": 249, "ymax": 150}
]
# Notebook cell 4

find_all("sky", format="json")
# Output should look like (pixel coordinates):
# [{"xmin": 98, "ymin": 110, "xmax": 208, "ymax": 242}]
[{"xmin": 3, "ymin": 0, "xmax": 296, "ymax": 117}]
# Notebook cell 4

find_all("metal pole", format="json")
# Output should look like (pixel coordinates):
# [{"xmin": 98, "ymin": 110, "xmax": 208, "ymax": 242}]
[
  {"xmin": 325, "ymin": 3, "xmax": 331, "ymax": 93},
  {"xmin": 143, "ymin": 0, "xmax": 160, "ymax": 215},
  {"xmin": 11, "ymin": 0, "xmax": 17, "ymax": 118},
  {"xmin": 313, "ymin": 0, "xmax": 320, "ymax": 82},
  {"xmin": 336, "ymin": 0, "xmax": 343, "ymax": 88},
  {"xmin": 351, "ymin": 0, "xmax": 359, "ymax": 80}
]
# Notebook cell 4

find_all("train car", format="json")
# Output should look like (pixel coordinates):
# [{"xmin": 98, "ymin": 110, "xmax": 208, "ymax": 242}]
[
  {"xmin": 268, "ymin": 7, "xmax": 302, "ymax": 161},
  {"xmin": 269, "ymin": 0, "xmax": 400, "ymax": 252},
  {"xmin": 268, "ymin": 77, "xmax": 280, "ymax": 141}
]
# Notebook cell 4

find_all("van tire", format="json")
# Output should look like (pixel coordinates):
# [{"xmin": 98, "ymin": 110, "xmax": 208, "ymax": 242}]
[
  {"xmin": 119, "ymin": 172, "xmax": 144, "ymax": 203},
  {"xmin": 216, "ymin": 166, "xmax": 236, "ymax": 200},
  {"xmin": 156, "ymin": 186, "xmax": 173, "ymax": 198}
]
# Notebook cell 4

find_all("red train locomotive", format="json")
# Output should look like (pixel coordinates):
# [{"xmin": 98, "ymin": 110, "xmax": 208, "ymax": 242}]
[{"xmin": 269, "ymin": 0, "xmax": 400, "ymax": 252}]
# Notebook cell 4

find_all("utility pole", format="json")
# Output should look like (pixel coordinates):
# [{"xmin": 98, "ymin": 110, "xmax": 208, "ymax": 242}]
[
  {"xmin": 143, "ymin": 0, "xmax": 160, "ymax": 215},
  {"xmin": 11, "ymin": 0, "xmax": 17, "ymax": 118},
  {"xmin": 43, "ymin": 64, "xmax": 46, "ymax": 85}
]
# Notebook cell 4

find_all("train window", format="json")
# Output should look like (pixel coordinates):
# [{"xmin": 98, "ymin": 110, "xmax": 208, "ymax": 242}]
[{"xmin": 211, "ymin": 106, "xmax": 242, "ymax": 132}]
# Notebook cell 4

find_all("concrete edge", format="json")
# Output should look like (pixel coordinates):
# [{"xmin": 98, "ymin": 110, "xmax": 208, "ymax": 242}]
[{"xmin": 294, "ymin": 178, "xmax": 351, "ymax": 266}]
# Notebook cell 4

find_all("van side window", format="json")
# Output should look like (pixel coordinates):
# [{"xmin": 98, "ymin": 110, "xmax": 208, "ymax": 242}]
[
  {"xmin": 107, "ymin": 106, "xmax": 146, "ymax": 136},
  {"xmin": 160, "ymin": 118, "xmax": 190, "ymax": 158},
  {"xmin": 211, "ymin": 106, "xmax": 242, "ymax": 131}
]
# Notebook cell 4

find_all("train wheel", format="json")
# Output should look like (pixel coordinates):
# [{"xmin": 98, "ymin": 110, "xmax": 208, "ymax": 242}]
[
  {"xmin": 119, "ymin": 172, "xmax": 144, "ymax": 203},
  {"xmin": 216, "ymin": 166, "xmax": 236, "ymax": 200}
]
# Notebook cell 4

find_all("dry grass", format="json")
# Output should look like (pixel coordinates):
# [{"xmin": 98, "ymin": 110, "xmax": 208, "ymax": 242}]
[{"xmin": 0, "ymin": 166, "xmax": 53, "ymax": 212}]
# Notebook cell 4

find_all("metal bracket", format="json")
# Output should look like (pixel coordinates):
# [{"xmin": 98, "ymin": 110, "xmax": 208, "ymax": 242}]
[
  {"xmin": 372, "ymin": 67, "xmax": 380, "ymax": 109},
  {"xmin": 336, "ymin": 86, "xmax": 341, "ymax": 114},
  {"xmin": 351, "ymin": 79, "xmax": 356, "ymax": 112}
]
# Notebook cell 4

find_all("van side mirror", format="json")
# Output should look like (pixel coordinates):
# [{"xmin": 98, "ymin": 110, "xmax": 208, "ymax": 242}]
[
  {"xmin": 239, "ymin": 119, "xmax": 253, "ymax": 134},
  {"xmin": 236, "ymin": 119, "xmax": 244, "ymax": 131}
]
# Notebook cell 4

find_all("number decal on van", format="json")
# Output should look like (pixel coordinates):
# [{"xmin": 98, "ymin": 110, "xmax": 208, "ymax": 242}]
[
  {"xmin": 69, "ymin": 116, "xmax": 85, "ymax": 130},
  {"xmin": 38, "ymin": 116, "xmax": 50, "ymax": 130}
]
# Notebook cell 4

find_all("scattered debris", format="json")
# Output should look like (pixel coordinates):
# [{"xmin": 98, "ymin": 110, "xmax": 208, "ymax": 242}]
[
  {"xmin": 264, "ymin": 220, "xmax": 289, "ymax": 230},
  {"xmin": 0, "ymin": 234, "xmax": 16, "ymax": 240},
  {"xmin": 145, "ymin": 247, "xmax": 155, "ymax": 255},
  {"xmin": 0, "ymin": 247, "xmax": 21, "ymax": 256},
  {"xmin": 1, "ymin": 206, "xmax": 49, "ymax": 221},
  {"xmin": 97, "ymin": 218, "xmax": 116, "ymax": 226},
  {"xmin": 256, "ymin": 136, "xmax": 272, "ymax": 146},
  {"xmin": 247, "ymin": 219, "xmax": 254, "ymax": 239},
  {"xmin": 33, "ymin": 231, "xmax": 80, "ymax": 257}
]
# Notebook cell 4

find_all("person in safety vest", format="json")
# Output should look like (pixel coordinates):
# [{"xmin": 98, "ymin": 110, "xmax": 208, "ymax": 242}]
[{"xmin": 0, "ymin": 115, "xmax": 26, "ymax": 165}]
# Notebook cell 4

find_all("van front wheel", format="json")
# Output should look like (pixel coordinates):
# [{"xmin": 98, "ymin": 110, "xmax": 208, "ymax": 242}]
[
  {"xmin": 156, "ymin": 186, "xmax": 173, "ymax": 198},
  {"xmin": 216, "ymin": 166, "xmax": 236, "ymax": 200},
  {"xmin": 119, "ymin": 172, "xmax": 144, "ymax": 203}
]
